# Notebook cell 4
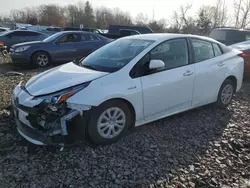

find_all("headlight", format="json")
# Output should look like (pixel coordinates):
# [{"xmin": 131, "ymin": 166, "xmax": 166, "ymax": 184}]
[
  {"xmin": 15, "ymin": 46, "xmax": 30, "ymax": 53},
  {"xmin": 33, "ymin": 81, "xmax": 91, "ymax": 103}
]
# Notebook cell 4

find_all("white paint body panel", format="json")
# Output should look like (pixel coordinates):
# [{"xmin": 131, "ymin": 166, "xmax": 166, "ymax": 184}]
[
  {"xmin": 25, "ymin": 62, "xmax": 109, "ymax": 96},
  {"xmin": 20, "ymin": 34, "xmax": 244, "ymax": 128},
  {"xmin": 141, "ymin": 64, "xmax": 195, "ymax": 120}
]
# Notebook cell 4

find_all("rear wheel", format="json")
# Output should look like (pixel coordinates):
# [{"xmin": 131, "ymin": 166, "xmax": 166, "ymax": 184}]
[
  {"xmin": 87, "ymin": 100, "xmax": 133, "ymax": 145},
  {"xmin": 32, "ymin": 51, "xmax": 50, "ymax": 67},
  {"xmin": 216, "ymin": 79, "xmax": 235, "ymax": 108}
]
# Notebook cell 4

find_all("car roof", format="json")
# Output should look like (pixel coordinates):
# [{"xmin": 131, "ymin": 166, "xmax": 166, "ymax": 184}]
[
  {"xmin": 6, "ymin": 30, "xmax": 46, "ymax": 34},
  {"xmin": 123, "ymin": 33, "xmax": 219, "ymax": 43},
  {"xmin": 58, "ymin": 31, "xmax": 96, "ymax": 34}
]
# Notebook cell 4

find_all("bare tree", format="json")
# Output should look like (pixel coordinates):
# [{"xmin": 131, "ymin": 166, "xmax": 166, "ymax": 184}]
[
  {"xmin": 168, "ymin": 11, "xmax": 182, "ymax": 33},
  {"xmin": 239, "ymin": 0, "xmax": 250, "ymax": 28},
  {"xmin": 83, "ymin": 1, "xmax": 95, "ymax": 27},
  {"xmin": 211, "ymin": 0, "xmax": 228, "ymax": 27},
  {"xmin": 148, "ymin": 18, "xmax": 167, "ymax": 32},
  {"xmin": 38, "ymin": 4, "xmax": 66, "ymax": 27},
  {"xmin": 196, "ymin": 6, "xmax": 213, "ymax": 35},
  {"xmin": 168, "ymin": 4, "xmax": 196, "ymax": 34},
  {"xmin": 180, "ymin": 4, "xmax": 192, "ymax": 27},
  {"xmin": 66, "ymin": 5, "xmax": 79, "ymax": 27},
  {"xmin": 95, "ymin": 6, "xmax": 111, "ymax": 28},
  {"xmin": 135, "ymin": 13, "xmax": 148, "ymax": 26},
  {"xmin": 234, "ymin": 0, "xmax": 243, "ymax": 27},
  {"xmin": 113, "ymin": 8, "xmax": 132, "ymax": 25}
]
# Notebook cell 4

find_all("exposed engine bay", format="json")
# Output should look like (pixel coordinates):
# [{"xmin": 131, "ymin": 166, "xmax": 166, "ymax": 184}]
[{"xmin": 12, "ymin": 82, "xmax": 91, "ymax": 146}]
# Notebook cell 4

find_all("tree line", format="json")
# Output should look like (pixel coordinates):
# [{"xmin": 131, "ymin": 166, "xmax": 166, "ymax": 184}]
[{"xmin": 1, "ymin": 0, "xmax": 250, "ymax": 35}]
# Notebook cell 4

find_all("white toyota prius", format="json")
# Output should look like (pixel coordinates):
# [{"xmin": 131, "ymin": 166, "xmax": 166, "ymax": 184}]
[{"xmin": 12, "ymin": 34, "xmax": 244, "ymax": 146}]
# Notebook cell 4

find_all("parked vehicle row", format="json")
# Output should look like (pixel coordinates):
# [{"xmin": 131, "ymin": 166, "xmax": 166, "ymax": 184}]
[
  {"xmin": 10, "ymin": 31, "xmax": 112, "ymax": 67},
  {"xmin": 99, "ymin": 25, "xmax": 154, "ymax": 39},
  {"xmin": 12, "ymin": 34, "xmax": 244, "ymax": 146},
  {"xmin": 2, "ymin": 25, "xmax": 153, "ymax": 67},
  {"xmin": 209, "ymin": 28, "xmax": 250, "ymax": 77},
  {"xmin": 0, "ymin": 30, "xmax": 48, "ymax": 50}
]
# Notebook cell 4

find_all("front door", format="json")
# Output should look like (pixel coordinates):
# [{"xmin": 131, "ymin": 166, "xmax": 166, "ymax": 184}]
[
  {"xmin": 140, "ymin": 38, "xmax": 195, "ymax": 120},
  {"xmin": 53, "ymin": 33, "xmax": 79, "ymax": 62}
]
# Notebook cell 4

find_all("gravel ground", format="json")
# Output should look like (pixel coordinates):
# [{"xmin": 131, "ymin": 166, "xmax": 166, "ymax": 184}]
[{"xmin": 0, "ymin": 58, "xmax": 250, "ymax": 188}]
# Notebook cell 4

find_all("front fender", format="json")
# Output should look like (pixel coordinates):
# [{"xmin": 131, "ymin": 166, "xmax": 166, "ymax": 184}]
[{"xmin": 66, "ymin": 73, "xmax": 144, "ymax": 121}]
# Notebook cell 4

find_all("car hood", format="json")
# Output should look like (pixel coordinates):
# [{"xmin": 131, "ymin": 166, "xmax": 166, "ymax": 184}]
[
  {"xmin": 25, "ymin": 62, "xmax": 109, "ymax": 96},
  {"xmin": 12, "ymin": 41, "xmax": 45, "ymax": 48}
]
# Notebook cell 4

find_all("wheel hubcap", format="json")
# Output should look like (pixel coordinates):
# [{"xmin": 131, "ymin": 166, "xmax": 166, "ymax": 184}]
[
  {"xmin": 221, "ymin": 84, "xmax": 233, "ymax": 105},
  {"xmin": 97, "ymin": 107, "xmax": 126, "ymax": 139},
  {"xmin": 37, "ymin": 54, "xmax": 48, "ymax": 66}
]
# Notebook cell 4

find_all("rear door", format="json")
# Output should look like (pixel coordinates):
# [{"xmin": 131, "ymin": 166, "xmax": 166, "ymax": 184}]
[
  {"xmin": 190, "ymin": 38, "xmax": 228, "ymax": 106},
  {"xmin": 77, "ymin": 33, "xmax": 103, "ymax": 58}
]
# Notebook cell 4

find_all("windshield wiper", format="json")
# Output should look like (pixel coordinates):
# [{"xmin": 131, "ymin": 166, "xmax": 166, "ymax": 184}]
[{"xmin": 81, "ymin": 64, "xmax": 99, "ymax": 71}]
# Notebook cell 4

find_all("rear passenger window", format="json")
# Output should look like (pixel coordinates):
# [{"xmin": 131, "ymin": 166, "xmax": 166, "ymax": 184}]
[
  {"xmin": 80, "ymin": 34, "xmax": 99, "ymax": 41},
  {"xmin": 212, "ymin": 43, "xmax": 222, "ymax": 56},
  {"xmin": 191, "ymin": 39, "xmax": 214, "ymax": 63},
  {"xmin": 26, "ymin": 32, "xmax": 41, "ymax": 36}
]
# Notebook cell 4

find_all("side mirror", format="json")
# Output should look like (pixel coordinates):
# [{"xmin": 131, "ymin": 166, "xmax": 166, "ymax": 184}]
[{"xmin": 149, "ymin": 60, "xmax": 165, "ymax": 70}]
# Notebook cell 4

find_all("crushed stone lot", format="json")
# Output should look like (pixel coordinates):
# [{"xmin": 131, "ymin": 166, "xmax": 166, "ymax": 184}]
[{"xmin": 0, "ymin": 59, "xmax": 250, "ymax": 188}]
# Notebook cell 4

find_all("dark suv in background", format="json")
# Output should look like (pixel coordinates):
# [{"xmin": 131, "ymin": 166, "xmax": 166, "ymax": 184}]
[{"xmin": 209, "ymin": 28, "xmax": 250, "ymax": 45}]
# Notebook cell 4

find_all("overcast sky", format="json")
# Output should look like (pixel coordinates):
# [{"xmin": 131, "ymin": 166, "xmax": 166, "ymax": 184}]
[{"xmin": 0, "ymin": 0, "xmax": 234, "ymax": 20}]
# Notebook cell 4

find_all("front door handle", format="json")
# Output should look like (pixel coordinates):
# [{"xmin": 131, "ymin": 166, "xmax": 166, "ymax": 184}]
[
  {"xmin": 183, "ymin": 70, "xmax": 194, "ymax": 76},
  {"xmin": 218, "ymin": 62, "xmax": 226, "ymax": 67}
]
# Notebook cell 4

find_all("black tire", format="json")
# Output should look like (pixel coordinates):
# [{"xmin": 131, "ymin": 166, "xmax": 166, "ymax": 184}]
[
  {"xmin": 216, "ymin": 79, "xmax": 235, "ymax": 108},
  {"xmin": 32, "ymin": 51, "xmax": 50, "ymax": 67},
  {"xmin": 87, "ymin": 100, "xmax": 133, "ymax": 145}
]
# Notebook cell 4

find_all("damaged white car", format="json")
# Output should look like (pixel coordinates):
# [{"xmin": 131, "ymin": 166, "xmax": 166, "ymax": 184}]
[{"xmin": 12, "ymin": 34, "xmax": 244, "ymax": 146}]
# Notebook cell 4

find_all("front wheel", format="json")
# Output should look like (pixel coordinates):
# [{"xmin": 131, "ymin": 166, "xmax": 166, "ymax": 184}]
[
  {"xmin": 216, "ymin": 79, "xmax": 235, "ymax": 108},
  {"xmin": 87, "ymin": 100, "xmax": 133, "ymax": 145},
  {"xmin": 32, "ymin": 51, "xmax": 50, "ymax": 67}
]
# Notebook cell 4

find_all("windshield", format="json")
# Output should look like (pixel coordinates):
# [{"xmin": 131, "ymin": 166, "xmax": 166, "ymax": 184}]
[
  {"xmin": 80, "ymin": 38, "xmax": 154, "ymax": 72},
  {"xmin": 43, "ymin": 32, "xmax": 62, "ymax": 42}
]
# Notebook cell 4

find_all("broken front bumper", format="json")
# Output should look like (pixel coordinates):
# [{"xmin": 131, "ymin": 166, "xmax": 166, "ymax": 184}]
[{"xmin": 12, "ymin": 83, "xmax": 85, "ymax": 146}]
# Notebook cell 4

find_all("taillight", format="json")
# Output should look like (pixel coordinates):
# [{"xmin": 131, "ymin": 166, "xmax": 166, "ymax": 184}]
[
  {"xmin": 0, "ymin": 42, "xmax": 4, "ymax": 46},
  {"xmin": 238, "ymin": 52, "xmax": 250, "ymax": 58}
]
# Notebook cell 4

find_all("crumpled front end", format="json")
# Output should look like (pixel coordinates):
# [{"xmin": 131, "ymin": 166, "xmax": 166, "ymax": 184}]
[{"xmin": 12, "ymin": 82, "xmax": 91, "ymax": 146}]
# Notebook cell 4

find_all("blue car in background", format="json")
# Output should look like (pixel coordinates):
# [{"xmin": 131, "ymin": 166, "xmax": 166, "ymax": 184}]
[
  {"xmin": 10, "ymin": 31, "xmax": 112, "ymax": 67},
  {"xmin": 0, "ymin": 30, "xmax": 48, "ymax": 50}
]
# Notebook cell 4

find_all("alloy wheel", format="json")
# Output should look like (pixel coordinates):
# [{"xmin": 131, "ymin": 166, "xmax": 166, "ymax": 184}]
[
  {"xmin": 221, "ymin": 84, "xmax": 233, "ymax": 105},
  {"xmin": 97, "ymin": 107, "xmax": 126, "ymax": 139},
  {"xmin": 37, "ymin": 54, "xmax": 49, "ymax": 67}
]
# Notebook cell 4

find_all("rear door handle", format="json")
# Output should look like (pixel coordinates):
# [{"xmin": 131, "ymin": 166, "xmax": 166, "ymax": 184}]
[
  {"xmin": 218, "ymin": 62, "xmax": 226, "ymax": 67},
  {"xmin": 183, "ymin": 70, "xmax": 194, "ymax": 76}
]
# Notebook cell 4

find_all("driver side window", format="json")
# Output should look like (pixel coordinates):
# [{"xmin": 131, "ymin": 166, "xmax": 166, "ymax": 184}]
[
  {"xmin": 129, "ymin": 39, "xmax": 189, "ymax": 78},
  {"xmin": 150, "ymin": 39, "xmax": 188, "ymax": 70},
  {"xmin": 57, "ymin": 34, "xmax": 79, "ymax": 43}
]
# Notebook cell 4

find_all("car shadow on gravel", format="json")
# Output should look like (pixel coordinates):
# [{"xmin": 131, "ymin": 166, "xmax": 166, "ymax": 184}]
[
  {"xmin": 0, "ymin": 102, "xmax": 233, "ymax": 187},
  {"xmin": 0, "ymin": 63, "xmax": 53, "ymax": 75}
]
